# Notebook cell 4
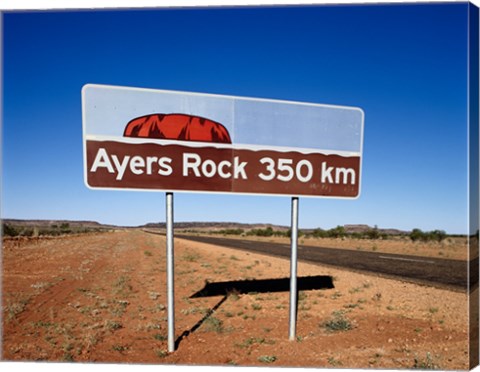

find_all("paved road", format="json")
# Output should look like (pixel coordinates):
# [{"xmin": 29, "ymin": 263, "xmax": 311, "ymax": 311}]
[{"xmin": 176, "ymin": 234, "xmax": 478, "ymax": 292}]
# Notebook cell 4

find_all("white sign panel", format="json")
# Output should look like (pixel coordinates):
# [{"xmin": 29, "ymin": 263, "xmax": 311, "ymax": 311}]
[{"xmin": 82, "ymin": 84, "xmax": 364, "ymax": 198}]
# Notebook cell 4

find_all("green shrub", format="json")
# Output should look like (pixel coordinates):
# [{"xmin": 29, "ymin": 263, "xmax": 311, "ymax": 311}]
[
  {"xmin": 2, "ymin": 223, "xmax": 19, "ymax": 237},
  {"xmin": 203, "ymin": 316, "xmax": 223, "ymax": 333},
  {"xmin": 106, "ymin": 321, "xmax": 123, "ymax": 330},
  {"xmin": 413, "ymin": 352, "xmax": 440, "ymax": 369},
  {"xmin": 322, "ymin": 312, "xmax": 352, "ymax": 332},
  {"xmin": 258, "ymin": 355, "xmax": 277, "ymax": 363},
  {"xmin": 410, "ymin": 228, "xmax": 447, "ymax": 242},
  {"xmin": 216, "ymin": 228, "xmax": 244, "ymax": 235},
  {"xmin": 154, "ymin": 334, "xmax": 167, "ymax": 341},
  {"xmin": 247, "ymin": 227, "xmax": 274, "ymax": 237}
]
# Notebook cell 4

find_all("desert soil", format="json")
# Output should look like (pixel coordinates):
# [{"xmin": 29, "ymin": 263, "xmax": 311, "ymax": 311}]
[{"xmin": 1, "ymin": 230, "xmax": 472, "ymax": 369}]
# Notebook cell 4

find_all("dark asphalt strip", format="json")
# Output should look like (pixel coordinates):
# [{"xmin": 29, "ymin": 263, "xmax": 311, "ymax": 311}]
[{"xmin": 175, "ymin": 234, "xmax": 474, "ymax": 292}]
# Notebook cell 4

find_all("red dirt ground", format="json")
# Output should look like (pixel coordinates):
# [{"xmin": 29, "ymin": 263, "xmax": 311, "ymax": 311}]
[{"xmin": 1, "ymin": 231, "xmax": 472, "ymax": 369}]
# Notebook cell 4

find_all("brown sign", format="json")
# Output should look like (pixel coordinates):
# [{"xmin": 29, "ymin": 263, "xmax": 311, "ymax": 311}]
[
  {"xmin": 86, "ymin": 140, "xmax": 360, "ymax": 197},
  {"xmin": 82, "ymin": 85, "xmax": 364, "ymax": 198}
]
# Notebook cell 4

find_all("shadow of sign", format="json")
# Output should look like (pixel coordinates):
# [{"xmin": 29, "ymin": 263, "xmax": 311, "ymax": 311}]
[
  {"xmin": 190, "ymin": 275, "xmax": 334, "ymax": 298},
  {"xmin": 175, "ymin": 275, "xmax": 334, "ymax": 348}
]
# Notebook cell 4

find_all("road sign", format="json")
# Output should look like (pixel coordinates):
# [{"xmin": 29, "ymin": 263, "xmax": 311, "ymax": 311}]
[
  {"xmin": 82, "ymin": 84, "xmax": 364, "ymax": 198},
  {"xmin": 82, "ymin": 84, "xmax": 365, "ymax": 350}
]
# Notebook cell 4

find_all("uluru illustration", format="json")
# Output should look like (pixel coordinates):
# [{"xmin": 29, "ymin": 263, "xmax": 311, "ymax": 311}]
[{"xmin": 123, "ymin": 113, "xmax": 232, "ymax": 144}]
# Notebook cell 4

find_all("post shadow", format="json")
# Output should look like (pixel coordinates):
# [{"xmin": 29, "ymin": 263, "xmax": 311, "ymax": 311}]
[
  {"xmin": 174, "ymin": 275, "xmax": 334, "ymax": 348},
  {"xmin": 175, "ymin": 295, "xmax": 228, "ymax": 349}
]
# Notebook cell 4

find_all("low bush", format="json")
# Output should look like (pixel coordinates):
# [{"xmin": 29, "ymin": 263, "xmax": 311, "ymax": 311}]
[
  {"xmin": 322, "ymin": 312, "xmax": 352, "ymax": 332},
  {"xmin": 410, "ymin": 228, "xmax": 446, "ymax": 242}
]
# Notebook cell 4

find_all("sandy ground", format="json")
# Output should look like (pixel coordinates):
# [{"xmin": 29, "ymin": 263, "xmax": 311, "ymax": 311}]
[{"xmin": 1, "ymin": 230, "xmax": 474, "ymax": 369}]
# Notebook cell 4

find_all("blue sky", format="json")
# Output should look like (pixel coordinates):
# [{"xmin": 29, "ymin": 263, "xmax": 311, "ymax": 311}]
[{"xmin": 1, "ymin": 3, "xmax": 475, "ymax": 233}]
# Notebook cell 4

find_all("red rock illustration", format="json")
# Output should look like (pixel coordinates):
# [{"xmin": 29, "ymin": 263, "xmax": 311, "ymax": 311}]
[{"xmin": 123, "ymin": 113, "xmax": 232, "ymax": 144}]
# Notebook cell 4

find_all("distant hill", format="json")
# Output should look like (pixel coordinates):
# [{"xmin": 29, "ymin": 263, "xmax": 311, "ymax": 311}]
[
  {"xmin": 2, "ymin": 218, "xmax": 407, "ymax": 236},
  {"xmin": 144, "ymin": 222, "xmax": 409, "ymax": 235},
  {"xmin": 343, "ymin": 224, "xmax": 407, "ymax": 235},
  {"xmin": 2, "ymin": 219, "xmax": 117, "ymax": 229},
  {"xmin": 143, "ymin": 221, "xmax": 289, "ymax": 231}
]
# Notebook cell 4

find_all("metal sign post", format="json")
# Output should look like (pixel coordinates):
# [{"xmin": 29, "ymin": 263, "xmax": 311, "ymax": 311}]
[
  {"xmin": 166, "ymin": 192, "xmax": 175, "ymax": 352},
  {"xmin": 288, "ymin": 196, "xmax": 299, "ymax": 341}
]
